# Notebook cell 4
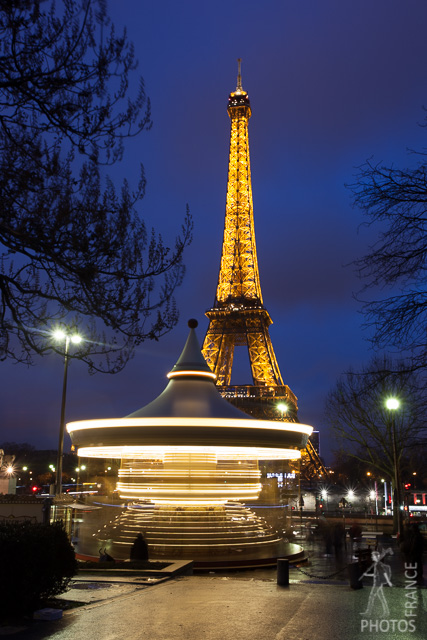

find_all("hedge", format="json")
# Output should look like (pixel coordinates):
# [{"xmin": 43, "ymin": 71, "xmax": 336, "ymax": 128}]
[{"xmin": 0, "ymin": 520, "xmax": 77, "ymax": 617}]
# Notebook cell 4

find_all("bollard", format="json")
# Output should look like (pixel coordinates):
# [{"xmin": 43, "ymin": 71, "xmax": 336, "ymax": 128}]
[{"xmin": 277, "ymin": 558, "xmax": 289, "ymax": 586}]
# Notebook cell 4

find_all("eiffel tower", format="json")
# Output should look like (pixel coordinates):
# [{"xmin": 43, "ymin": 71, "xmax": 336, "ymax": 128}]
[{"xmin": 202, "ymin": 61, "xmax": 327, "ymax": 480}]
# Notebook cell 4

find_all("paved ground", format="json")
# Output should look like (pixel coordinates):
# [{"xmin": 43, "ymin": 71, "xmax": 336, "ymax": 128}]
[{"xmin": 1, "ymin": 538, "xmax": 425, "ymax": 639}]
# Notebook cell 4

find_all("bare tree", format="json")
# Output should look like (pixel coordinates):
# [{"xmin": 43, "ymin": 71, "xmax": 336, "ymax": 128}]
[
  {"xmin": 0, "ymin": 0, "xmax": 192, "ymax": 372},
  {"xmin": 325, "ymin": 356, "xmax": 426, "ymax": 524},
  {"xmin": 349, "ymin": 155, "xmax": 426, "ymax": 373}
]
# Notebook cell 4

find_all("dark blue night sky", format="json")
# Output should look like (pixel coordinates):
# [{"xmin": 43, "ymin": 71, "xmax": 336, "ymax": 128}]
[{"xmin": 1, "ymin": 0, "xmax": 427, "ymax": 462}]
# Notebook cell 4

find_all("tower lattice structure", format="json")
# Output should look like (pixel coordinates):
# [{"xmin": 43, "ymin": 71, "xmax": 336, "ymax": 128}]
[
  {"xmin": 202, "ymin": 62, "xmax": 297, "ymax": 422},
  {"xmin": 202, "ymin": 63, "xmax": 327, "ymax": 479}
]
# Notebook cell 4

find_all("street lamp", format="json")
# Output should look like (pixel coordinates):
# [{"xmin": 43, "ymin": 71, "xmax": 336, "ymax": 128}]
[
  {"xmin": 321, "ymin": 488, "xmax": 328, "ymax": 511},
  {"xmin": 276, "ymin": 403, "xmax": 293, "ymax": 526},
  {"xmin": 277, "ymin": 403, "xmax": 288, "ymax": 420},
  {"xmin": 53, "ymin": 329, "xmax": 82, "ymax": 495},
  {"xmin": 385, "ymin": 397, "xmax": 402, "ymax": 536}
]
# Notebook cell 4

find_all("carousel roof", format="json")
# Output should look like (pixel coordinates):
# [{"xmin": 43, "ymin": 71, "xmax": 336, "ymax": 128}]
[{"xmin": 127, "ymin": 319, "xmax": 251, "ymax": 420}]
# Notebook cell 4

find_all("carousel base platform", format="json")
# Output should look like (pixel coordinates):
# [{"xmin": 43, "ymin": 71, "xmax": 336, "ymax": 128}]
[
  {"xmin": 76, "ymin": 501, "xmax": 307, "ymax": 570},
  {"xmin": 75, "ymin": 543, "xmax": 305, "ymax": 570}
]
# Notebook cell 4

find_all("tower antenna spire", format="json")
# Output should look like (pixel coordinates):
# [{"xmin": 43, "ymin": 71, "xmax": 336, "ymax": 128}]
[{"xmin": 236, "ymin": 58, "xmax": 242, "ymax": 92}]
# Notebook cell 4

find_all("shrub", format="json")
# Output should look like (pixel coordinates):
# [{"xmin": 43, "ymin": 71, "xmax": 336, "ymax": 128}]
[{"xmin": 0, "ymin": 521, "xmax": 77, "ymax": 617}]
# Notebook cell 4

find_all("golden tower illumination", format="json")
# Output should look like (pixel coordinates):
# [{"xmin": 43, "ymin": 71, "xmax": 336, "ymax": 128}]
[
  {"xmin": 202, "ymin": 60, "xmax": 297, "ymax": 420},
  {"xmin": 201, "ymin": 62, "xmax": 327, "ymax": 481}
]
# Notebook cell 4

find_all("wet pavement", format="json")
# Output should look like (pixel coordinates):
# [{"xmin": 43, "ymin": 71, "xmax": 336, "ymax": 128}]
[{"xmin": 1, "ymin": 536, "xmax": 425, "ymax": 639}]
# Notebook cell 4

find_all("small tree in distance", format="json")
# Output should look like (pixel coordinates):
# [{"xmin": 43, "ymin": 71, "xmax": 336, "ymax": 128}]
[
  {"xmin": 0, "ymin": 0, "xmax": 192, "ymax": 373},
  {"xmin": 325, "ymin": 356, "xmax": 426, "ymax": 489}
]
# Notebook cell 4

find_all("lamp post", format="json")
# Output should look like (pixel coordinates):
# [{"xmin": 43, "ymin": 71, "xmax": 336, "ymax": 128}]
[
  {"xmin": 276, "ymin": 403, "xmax": 291, "ymax": 528},
  {"xmin": 53, "ymin": 329, "xmax": 82, "ymax": 496},
  {"xmin": 386, "ymin": 397, "xmax": 402, "ymax": 537},
  {"xmin": 321, "ymin": 488, "xmax": 328, "ymax": 512},
  {"xmin": 381, "ymin": 478, "xmax": 387, "ymax": 515}
]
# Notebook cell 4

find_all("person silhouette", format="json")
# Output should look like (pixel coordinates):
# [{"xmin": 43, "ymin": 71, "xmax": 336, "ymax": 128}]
[
  {"xmin": 360, "ymin": 549, "xmax": 393, "ymax": 616},
  {"xmin": 130, "ymin": 533, "xmax": 149, "ymax": 561}
]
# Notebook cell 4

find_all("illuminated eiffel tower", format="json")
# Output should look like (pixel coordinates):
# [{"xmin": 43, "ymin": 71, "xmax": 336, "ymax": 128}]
[{"xmin": 202, "ymin": 62, "xmax": 326, "ymax": 479}]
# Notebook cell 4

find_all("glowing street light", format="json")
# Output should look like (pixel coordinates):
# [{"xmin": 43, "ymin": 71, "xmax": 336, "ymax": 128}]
[
  {"xmin": 277, "ymin": 403, "xmax": 288, "ymax": 420},
  {"xmin": 385, "ymin": 398, "xmax": 400, "ymax": 411},
  {"xmin": 386, "ymin": 396, "xmax": 402, "ymax": 535},
  {"xmin": 346, "ymin": 489, "xmax": 355, "ymax": 504},
  {"xmin": 53, "ymin": 328, "xmax": 82, "ymax": 495}
]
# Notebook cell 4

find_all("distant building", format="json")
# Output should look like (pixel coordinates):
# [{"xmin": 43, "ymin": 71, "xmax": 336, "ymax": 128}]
[{"xmin": 0, "ymin": 449, "xmax": 16, "ymax": 495}]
